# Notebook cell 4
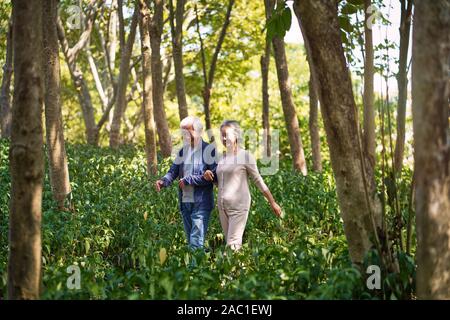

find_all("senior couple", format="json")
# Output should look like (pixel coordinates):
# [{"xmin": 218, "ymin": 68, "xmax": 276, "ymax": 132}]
[{"xmin": 155, "ymin": 116, "xmax": 282, "ymax": 250}]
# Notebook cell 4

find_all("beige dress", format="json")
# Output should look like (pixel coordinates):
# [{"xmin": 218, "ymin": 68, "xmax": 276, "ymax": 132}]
[{"xmin": 216, "ymin": 148, "xmax": 268, "ymax": 249}]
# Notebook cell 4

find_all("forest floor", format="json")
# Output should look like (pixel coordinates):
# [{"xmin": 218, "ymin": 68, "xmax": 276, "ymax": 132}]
[{"xmin": 0, "ymin": 140, "xmax": 413, "ymax": 299}]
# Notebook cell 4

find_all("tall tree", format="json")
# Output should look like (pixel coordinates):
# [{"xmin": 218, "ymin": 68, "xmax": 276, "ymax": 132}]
[
  {"xmin": 294, "ymin": 4, "xmax": 322, "ymax": 172},
  {"xmin": 261, "ymin": 36, "xmax": 271, "ymax": 157},
  {"xmin": 363, "ymin": 0, "xmax": 376, "ymax": 172},
  {"xmin": 43, "ymin": 0, "xmax": 71, "ymax": 209},
  {"xmin": 394, "ymin": 0, "xmax": 413, "ymax": 173},
  {"xmin": 267, "ymin": 0, "xmax": 307, "ymax": 175},
  {"xmin": 309, "ymin": 75, "xmax": 322, "ymax": 172},
  {"xmin": 195, "ymin": 0, "xmax": 235, "ymax": 137},
  {"xmin": 139, "ymin": 0, "xmax": 157, "ymax": 175},
  {"xmin": 412, "ymin": 0, "xmax": 450, "ymax": 299},
  {"xmin": 150, "ymin": 0, "xmax": 172, "ymax": 157},
  {"xmin": 109, "ymin": 2, "xmax": 139, "ymax": 148},
  {"xmin": 294, "ymin": 0, "xmax": 389, "ymax": 266},
  {"xmin": 261, "ymin": 0, "xmax": 272, "ymax": 157},
  {"xmin": 8, "ymin": 0, "xmax": 44, "ymax": 299},
  {"xmin": 0, "ymin": 18, "xmax": 12, "ymax": 139},
  {"xmin": 56, "ymin": 0, "xmax": 108, "ymax": 145},
  {"xmin": 169, "ymin": 0, "xmax": 188, "ymax": 120}
]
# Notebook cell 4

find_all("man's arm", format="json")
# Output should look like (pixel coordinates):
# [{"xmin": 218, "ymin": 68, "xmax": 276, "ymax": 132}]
[
  {"xmin": 158, "ymin": 149, "xmax": 183, "ymax": 188},
  {"xmin": 182, "ymin": 145, "xmax": 217, "ymax": 186}
]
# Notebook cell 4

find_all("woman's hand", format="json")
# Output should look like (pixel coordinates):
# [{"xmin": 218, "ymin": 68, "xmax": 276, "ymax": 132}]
[
  {"xmin": 203, "ymin": 170, "xmax": 214, "ymax": 181},
  {"xmin": 270, "ymin": 202, "xmax": 282, "ymax": 218}
]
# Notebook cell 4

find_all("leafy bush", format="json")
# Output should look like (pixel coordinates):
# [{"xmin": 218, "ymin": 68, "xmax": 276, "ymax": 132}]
[{"xmin": 0, "ymin": 139, "xmax": 414, "ymax": 299}]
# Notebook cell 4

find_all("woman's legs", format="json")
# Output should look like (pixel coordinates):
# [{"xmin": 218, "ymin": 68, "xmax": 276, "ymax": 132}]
[
  {"xmin": 218, "ymin": 205, "xmax": 229, "ymax": 242},
  {"xmin": 220, "ymin": 208, "xmax": 249, "ymax": 250}
]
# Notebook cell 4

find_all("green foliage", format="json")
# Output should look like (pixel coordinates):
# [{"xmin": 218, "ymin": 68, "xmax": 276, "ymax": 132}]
[
  {"xmin": 0, "ymin": 139, "xmax": 415, "ymax": 299},
  {"xmin": 266, "ymin": 1, "xmax": 292, "ymax": 41}
]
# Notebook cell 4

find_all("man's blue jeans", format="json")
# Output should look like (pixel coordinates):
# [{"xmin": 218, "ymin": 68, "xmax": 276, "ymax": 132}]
[{"xmin": 180, "ymin": 202, "xmax": 211, "ymax": 249}]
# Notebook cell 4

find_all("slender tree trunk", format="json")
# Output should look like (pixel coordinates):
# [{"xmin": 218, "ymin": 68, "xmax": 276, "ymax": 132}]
[
  {"xmin": 363, "ymin": 0, "xmax": 376, "ymax": 172},
  {"xmin": 267, "ymin": 1, "xmax": 307, "ymax": 175},
  {"xmin": 272, "ymin": 36, "xmax": 308, "ymax": 175},
  {"xmin": 412, "ymin": 0, "xmax": 450, "ymax": 299},
  {"xmin": 169, "ymin": 0, "xmax": 188, "ymax": 120},
  {"xmin": 106, "ymin": 0, "xmax": 118, "ymax": 132},
  {"xmin": 139, "ymin": 1, "xmax": 157, "ymax": 175},
  {"xmin": 394, "ymin": 0, "xmax": 413, "ymax": 173},
  {"xmin": 43, "ymin": 0, "xmax": 71, "ymax": 209},
  {"xmin": 294, "ymin": 0, "xmax": 385, "ymax": 266},
  {"xmin": 261, "ymin": 37, "xmax": 271, "ymax": 158},
  {"xmin": 294, "ymin": 3, "xmax": 322, "ymax": 173},
  {"xmin": 8, "ymin": 0, "xmax": 44, "ymax": 299},
  {"xmin": 56, "ymin": 18, "xmax": 98, "ymax": 145},
  {"xmin": 195, "ymin": 0, "xmax": 235, "ymax": 138},
  {"xmin": 0, "ymin": 19, "xmax": 13, "ymax": 139},
  {"xmin": 150, "ymin": 0, "xmax": 172, "ymax": 157},
  {"xmin": 309, "ymin": 76, "xmax": 322, "ymax": 172},
  {"xmin": 109, "ymin": 4, "xmax": 139, "ymax": 148}
]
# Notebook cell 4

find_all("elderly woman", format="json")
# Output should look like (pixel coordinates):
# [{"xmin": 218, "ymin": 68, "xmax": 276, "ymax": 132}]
[{"xmin": 203, "ymin": 120, "xmax": 281, "ymax": 250}]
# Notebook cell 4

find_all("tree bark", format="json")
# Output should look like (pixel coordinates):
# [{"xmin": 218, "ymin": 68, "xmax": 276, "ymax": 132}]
[
  {"xmin": 56, "ymin": 5, "xmax": 100, "ymax": 145},
  {"xmin": 8, "ymin": 0, "xmax": 44, "ymax": 300},
  {"xmin": 412, "ymin": 0, "xmax": 450, "ymax": 299},
  {"xmin": 394, "ymin": 0, "xmax": 413, "ymax": 173},
  {"xmin": 150, "ymin": 0, "xmax": 172, "ymax": 157},
  {"xmin": 139, "ymin": 1, "xmax": 157, "ymax": 175},
  {"xmin": 309, "ymin": 75, "xmax": 322, "ymax": 172},
  {"xmin": 267, "ymin": 1, "xmax": 307, "ymax": 175},
  {"xmin": 43, "ymin": 0, "xmax": 71, "ymax": 209},
  {"xmin": 363, "ymin": 0, "xmax": 376, "ymax": 172},
  {"xmin": 195, "ymin": 0, "xmax": 235, "ymax": 138},
  {"xmin": 0, "ymin": 18, "xmax": 13, "ymax": 139},
  {"xmin": 261, "ymin": 36, "xmax": 271, "ymax": 158},
  {"xmin": 294, "ymin": 0, "xmax": 384, "ymax": 265},
  {"xmin": 109, "ymin": 3, "xmax": 139, "ymax": 148},
  {"xmin": 294, "ymin": 3, "xmax": 323, "ymax": 173},
  {"xmin": 169, "ymin": 0, "xmax": 188, "ymax": 120}
]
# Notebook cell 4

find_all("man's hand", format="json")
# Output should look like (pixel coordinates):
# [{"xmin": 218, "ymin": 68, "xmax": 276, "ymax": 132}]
[
  {"xmin": 155, "ymin": 180, "xmax": 164, "ymax": 192},
  {"xmin": 179, "ymin": 179, "xmax": 186, "ymax": 189},
  {"xmin": 203, "ymin": 170, "xmax": 214, "ymax": 181},
  {"xmin": 270, "ymin": 202, "xmax": 282, "ymax": 218}
]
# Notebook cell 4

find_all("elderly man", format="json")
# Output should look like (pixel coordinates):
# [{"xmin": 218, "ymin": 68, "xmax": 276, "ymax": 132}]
[{"xmin": 155, "ymin": 116, "xmax": 217, "ymax": 249}]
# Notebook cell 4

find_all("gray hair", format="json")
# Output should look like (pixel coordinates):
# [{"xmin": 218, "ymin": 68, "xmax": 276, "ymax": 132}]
[
  {"xmin": 220, "ymin": 120, "xmax": 241, "ymax": 144},
  {"xmin": 180, "ymin": 116, "xmax": 203, "ymax": 135}
]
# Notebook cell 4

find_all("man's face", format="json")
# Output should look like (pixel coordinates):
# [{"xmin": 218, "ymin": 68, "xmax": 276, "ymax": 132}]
[{"xmin": 181, "ymin": 124, "xmax": 195, "ymax": 145}]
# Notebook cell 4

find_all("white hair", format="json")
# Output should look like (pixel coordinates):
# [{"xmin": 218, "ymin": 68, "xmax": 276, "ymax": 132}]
[
  {"xmin": 180, "ymin": 116, "xmax": 203, "ymax": 134},
  {"xmin": 220, "ymin": 120, "xmax": 241, "ymax": 144}
]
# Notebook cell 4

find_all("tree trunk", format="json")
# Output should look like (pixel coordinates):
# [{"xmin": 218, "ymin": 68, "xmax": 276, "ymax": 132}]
[
  {"xmin": 363, "ymin": 0, "xmax": 376, "ymax": 172},
  {"xmin": 267, "ymin": 1, "xmax": 307, "ymax": 175},
  {"xmin": 294, "ymin": 0, "xmax": 384, "ymax": 265},
  {"xmin": 309, "ymin": 76, "xmax": 322, "ymax": 172},
  {"xmin": 394, "ymin": 0, "xmax": 413, "ymax": 173},
  {"xmin": 195, "ymin": 0, "xmax": 235, "ymax": 139},
  {"xmin": 0, "ymin": 18, "xmax": 13, "ymax": 139},
  {"xmin": 412, "ymin": 0, "xmax": 450, "ymax": 299},
  {"xmin": 139, "ymin": 0, "xmax": 157, "ymax": 175},
  {"xmin": 150, "ymin": 0, "xmax": 172, "ymax": 157},
  {"xmin": 56, "ymin": 18, "xmax": 98, "ymax": 145},
  {"xmin": 272, "ymin": 35, "xmax": 308, "ymax": 176},
  {"xmin": 109, "ymin": 4, "xmax": 139, "ymax": 149},
  {"xmin": 8, "ymin": 0, "xmax": 44, "ymax": 300},
  {"xmin": 294, "ymin": 2, "xmax": 322, "ymax": 173},
  {"xmin": 43, "ymin": 0, "xmax": 71, "ymax": 209},
  {"xmin": 169, "ymin": 0, "xmax": 188, "ymax": 120},
  {"xmin": 261, "ymin": 37, "xmax": 271, "ymax": 158}
]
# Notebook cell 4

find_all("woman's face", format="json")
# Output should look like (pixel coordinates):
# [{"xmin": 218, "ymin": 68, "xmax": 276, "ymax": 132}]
[{"xmin": 221, "ymin": 126, "xmax": 236, "ymax": 148}]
